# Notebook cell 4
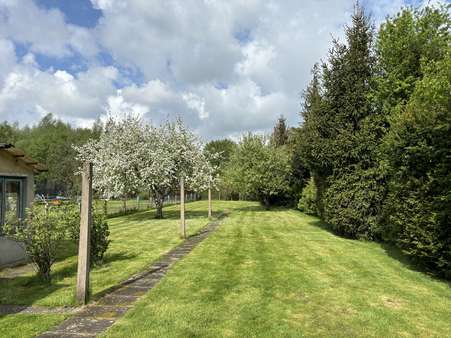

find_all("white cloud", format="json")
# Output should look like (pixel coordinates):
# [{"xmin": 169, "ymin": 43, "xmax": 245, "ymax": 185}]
[
  {"xmin": 0, "ymin": 0, "xmax": 98, "ymax": 58},
  {"xmin": 0, "ymin": 53, "xmax": 118, "ymax": 126}
]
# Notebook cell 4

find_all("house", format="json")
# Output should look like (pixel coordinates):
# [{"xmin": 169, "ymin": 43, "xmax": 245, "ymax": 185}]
[{"xmin": 0, "ymin": 143, "xmax": 47, "ymax": 268}]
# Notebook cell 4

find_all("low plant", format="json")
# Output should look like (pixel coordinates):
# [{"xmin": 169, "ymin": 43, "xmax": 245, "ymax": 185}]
[
  {"xmin": 65, "ymin": 203, "xmax": 111, "ymax": 266},
  {"xmin": 4, "ymin": 205, "xmax": 66, "ymax": 283},
  {"xmin": 298, "ymin": 177, "xmax": 317, "ymax": 215}
]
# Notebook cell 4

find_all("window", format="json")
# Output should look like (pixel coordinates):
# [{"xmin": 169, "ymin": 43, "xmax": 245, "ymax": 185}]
[{"xmin": 0, "ymin": 177, "xmax": 26, "ymax": 231}]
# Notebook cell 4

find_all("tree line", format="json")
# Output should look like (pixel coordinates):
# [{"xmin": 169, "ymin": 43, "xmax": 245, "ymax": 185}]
[
  {"xmin": 0, "ymin": 114, "xmax": 101, "ymax": 195},
  {"xmin": 216, "ymin": 4, "xmax": 450, "ymax": 278}
]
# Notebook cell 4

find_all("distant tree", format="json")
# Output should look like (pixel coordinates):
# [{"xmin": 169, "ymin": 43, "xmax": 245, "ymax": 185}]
[
  {"xmin": 204, "ymin": 139, "xmax": 236, "ymax": 172},
  {"xmin": 271, "ymin": 115, "xmax": 289, "ymax": 147},
  {"xmin": 15, "ymin": 114, "xmax": 98, "ymax": 196},
  {"xmin": 0, "ymin": 121, "xmax": 20, "ymax": 144},
  {"xmin": 224, "ymin": 134, "xmax": 291, "ymax": 208}
]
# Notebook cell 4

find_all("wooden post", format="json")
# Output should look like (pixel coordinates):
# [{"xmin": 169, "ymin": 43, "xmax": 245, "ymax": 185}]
[
  {"xmin": 208, "ymin": 186, "xmax": 212, "ymax": 218},
  {"xmin": 180, "ymin": 177, "xmax": 186, "ymax": 238},
  {"xmin": 76, "ymin": 162, "xmax": 93, "ymax": 305}
]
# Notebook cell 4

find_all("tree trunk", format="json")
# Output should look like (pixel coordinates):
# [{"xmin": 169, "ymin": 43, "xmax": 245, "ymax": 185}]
[
  {"xmin": 154, "ymin": 191, "xmax": 164, "ymax": 219},
  {"xmin": 123, "ymin": 195, "xmax": 127, "ymax": 213}
]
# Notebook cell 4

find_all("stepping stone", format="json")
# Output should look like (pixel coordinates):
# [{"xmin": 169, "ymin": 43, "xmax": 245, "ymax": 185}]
[
  {"xmin": 97, "ymin": 295, "xmax": 138, "ymax": 306},
  {"xmin": 76, "ymin": 306, "xmax": 129, "ymax": 319},
  {"xmin": 40, "ymin": 332, "xmax": 94, "ymax": 338},
  {"xmin": 129, "ymin": 278, "xmax": 159, "ymax": 288},
  {"xmin": 112, "ymin": 286, "xmax": 148, "ymax": 297},
  {"xmin": 49, "ymin": 317, "xmax": 115, "ymax": 335}
]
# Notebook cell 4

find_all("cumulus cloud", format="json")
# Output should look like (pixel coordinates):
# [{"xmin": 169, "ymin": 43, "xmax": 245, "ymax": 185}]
[
  {"xmin": 0, "ymin": 0, "xmax": 98, "ymax": 58},
  {"xmin": 0, "ymin": 53, "xmax": 117, "ymax": 125}
]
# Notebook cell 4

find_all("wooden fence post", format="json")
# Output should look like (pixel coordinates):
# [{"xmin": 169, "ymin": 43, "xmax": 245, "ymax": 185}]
[
  {"xmin": 76, "ymin": 161, "xmax": 93, "ymax": 305},
  {"xmin": 208, "ymin": 187, "xmax": 212, "ymax": 218},
  {"xmin": 180, "ymin": 177, "xmax": 186, "ymax": 238}
]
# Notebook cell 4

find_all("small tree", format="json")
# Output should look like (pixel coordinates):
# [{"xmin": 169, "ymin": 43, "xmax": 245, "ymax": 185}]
[
  {"xmin": 5, "ymin": 206, "xmax": 65, "ymax": 283},
  {"xmin": 224, "ymin": 134, "xmax": 291, "ymax": 208}
]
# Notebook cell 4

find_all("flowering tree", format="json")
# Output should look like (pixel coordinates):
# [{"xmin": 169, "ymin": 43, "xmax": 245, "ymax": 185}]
[
  {"xmin": 139, "ymin": 123, "xmax": 175, "ymax": 218},
  {"xmin": 74, "ymin": 115, "xmax": 143, "ymax": 211},
  {"xmin": 76, "ymin": 116, "xmax": 217, "ymax": 219}
]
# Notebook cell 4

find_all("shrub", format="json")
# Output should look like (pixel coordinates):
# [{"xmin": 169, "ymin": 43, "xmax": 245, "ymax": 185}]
[
  {"xmin": 323, "ymin": 167, "xmax": 385, "ymax": 240},
  {"xmin": 297, "ymin": 177, "xmax": 317, "ymax": 215},
  {"xmin": 4, "ymin": 206, "xmax": 66, "ymax": 283},
  {"xmin": 66, "ymin": 204, "xmax": 110, "ymax": 266},
  {"xmin": 90, "ymin": 210, "xmax": 110, "ymax": 265}
]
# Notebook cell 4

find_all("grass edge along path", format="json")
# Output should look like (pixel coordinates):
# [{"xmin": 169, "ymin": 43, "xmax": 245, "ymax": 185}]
[{"xmin": 37, "ymin": 215, "xmax": 225, "ymax": 338}]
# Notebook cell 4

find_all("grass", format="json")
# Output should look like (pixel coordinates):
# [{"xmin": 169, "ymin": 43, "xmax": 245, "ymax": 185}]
[
  {"xmin": 0, "ymin": 314, "xmax": 67, "ymax": 338},
  {"xmin": 0, "ymin": 201, "xmax": 211, "ymax": 307},
  {"xmin": 102, "ymin": 201, "xmax": 451, "ymax": 338}
]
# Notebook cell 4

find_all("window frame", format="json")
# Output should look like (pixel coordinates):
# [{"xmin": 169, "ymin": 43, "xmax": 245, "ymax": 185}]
[{"xmin": 0, "ymin": 176, "xmax": 27, "ymax": 234}]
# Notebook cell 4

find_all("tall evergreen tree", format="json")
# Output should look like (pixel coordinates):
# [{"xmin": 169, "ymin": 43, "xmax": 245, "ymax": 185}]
[
  {"xmin": 298, "ymin": 5, "xmax": 382, "ymax": 238},
  {"xmin": 272, "ymin": 115, "xmax": 289, "ymax": 147}
]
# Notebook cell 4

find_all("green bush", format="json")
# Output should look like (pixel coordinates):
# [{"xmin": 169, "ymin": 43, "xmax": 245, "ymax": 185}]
[
  {"xmin": 323, "ymin": 168, "xmax": 385, "ymax": 240},
  {"xmin": 297, "ymin": 177, "xmax": 317, "ymax": 215},
  {"xmin": 90, "ymin": 211, "xmax": 110, "ymax": 265},
  {"xmin": 4, "ymin": 206, "xmax": 66, "ymax": 283},
  {"xmin": 63, "ymin": 203, "xmax": 111, "ymax": 266},
  {"xmin": 381, "ymin": 55, "xmax": 451, "ymax": 276}
]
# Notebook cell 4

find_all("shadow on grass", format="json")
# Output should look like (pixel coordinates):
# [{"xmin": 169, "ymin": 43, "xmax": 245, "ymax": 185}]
[
  {"xmin": 122, "ymin": 208, "xmax": 210, "ymax": 222},
  {"xmin": 303, "ymin": 213, "xmax": 451, "ymax": 285}
]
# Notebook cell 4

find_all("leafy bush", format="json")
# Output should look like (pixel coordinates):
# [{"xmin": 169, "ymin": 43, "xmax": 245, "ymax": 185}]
[
  {"xmin": 323, "ymin": 168, "xmax": 385, "ymax": 240},
  {"xmin": 63, "ymin": 203, "xmax": 111, "ymax": 266},
  {"xmin": 4, "ymin": 206, "xmax": 66, "ymax": 283},
  {"xmin": 90, "ymin": 211, "xmax": 110, "ymax": 265},
  {"xmin": 59, "ymin": 203, "xmax": 81, "ymax": 241},
  {"xmin": 297, "ymin": 177, "xmax": 317, "ymax": 215}
]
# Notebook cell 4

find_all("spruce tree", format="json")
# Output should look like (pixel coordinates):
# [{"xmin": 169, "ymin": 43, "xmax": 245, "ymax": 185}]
[{"xmin": 272, "ymin": 115, "xmax": 289, "ymax": 147}]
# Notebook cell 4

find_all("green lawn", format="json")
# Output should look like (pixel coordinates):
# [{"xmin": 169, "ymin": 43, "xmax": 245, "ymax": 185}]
[
  {"xmin": 0, "ymin": 201, "xmax": 212, "ymax": 337},
  {"xmin": 102, "ymin": 201, "xmax": 451, "ymax": 338},
  {"xmin": 0, "ymin": 314, "xmax": 67, "ymax": 338}
]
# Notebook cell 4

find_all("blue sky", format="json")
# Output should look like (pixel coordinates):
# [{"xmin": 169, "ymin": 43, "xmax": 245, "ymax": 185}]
[{"xmin": 0, "ymin": 0, "xmax": 446, "ymax": 138}]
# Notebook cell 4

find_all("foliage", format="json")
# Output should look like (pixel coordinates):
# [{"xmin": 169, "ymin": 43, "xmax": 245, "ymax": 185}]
[
  {"xmin": 297, "ymin": 177, "xmax": 317, "ymax": 215},
  {"xmin": 294, "ymin": 4, "xmax": 450, "ymax": 276},
  {"xmin": 381, "ymin": 53, "xmax": 451, "ymax": 276},
  {"xmin": 59, "ymin": 202, "xmax": 110, "ymax": 266},
  {"xmin": 323, "ymin": 167, "xmax": 386, "ymax": 239},
  {"xmin": 224, "ymin": 134, "xmax": 291, "ymax": 208},
  {"xmin": 0, "ymin": 114, "xmax": 100, "ymax": 196},
  {"xmin": 90, "ymin": 210, "xmax": 111, "ymax": 265},
  {"xmin": 4, "ymin": 205, "xmax": 66, "ymax": 283},
  {"xmin": 204, "ymin": 139, "xmax": 237, "ymax": 172}
]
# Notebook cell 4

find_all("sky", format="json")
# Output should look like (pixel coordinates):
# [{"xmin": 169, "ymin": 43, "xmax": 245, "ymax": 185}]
[{"xmin": 0, "ymin": 0, "xmax": 444, "ymax": 139}]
